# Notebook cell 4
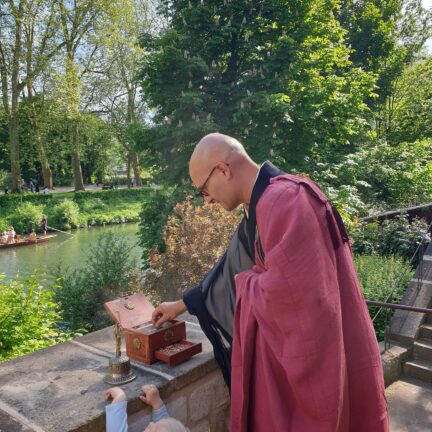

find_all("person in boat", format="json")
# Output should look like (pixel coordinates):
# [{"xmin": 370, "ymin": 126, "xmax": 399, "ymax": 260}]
[
  {"xmin": 152, "ymin": 133, "xmax": 388, "ymax": 432},
  {"xmin": 40, "ymin": 216, "xmax": 48, "ymax": 236},
  {"xmin": 7, "ymin": 226, "xmax": 16, "ymax": 244},
  {"xmin": 1, "ymin": 231, "xmax": 7, "ymax": 244},
  {"xmin": 29, "ymin": 229, "xmax": 37, "ymax": 241}
]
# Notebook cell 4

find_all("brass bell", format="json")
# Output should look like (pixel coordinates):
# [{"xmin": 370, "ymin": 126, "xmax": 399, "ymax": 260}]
[{"xmin": 104, "ymin": 323, "xmax": 136, "ymax": 385}]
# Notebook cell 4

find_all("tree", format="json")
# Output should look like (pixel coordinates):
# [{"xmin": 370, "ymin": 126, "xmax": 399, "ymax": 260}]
[
  {"xmin": 0, "ymin": 0, "xmax": 64, "ymax": 190},
  {"xmin": 137, "ymin": 0, "xmax": 376, "ymax": 183},
  {"xmin": 92, "ymin": 0, "xmax": 152, "ymax": 187},
  {"xmin": 337, "ymin": 0, "xmax": 432, "ymax": 139},
  {"xmin": 389, "ymin": 56, "xmax": 432, "ymax": 144},
  {"xmin": 56, "ymin": 0, "xmax": 102, "ymax": 191}
]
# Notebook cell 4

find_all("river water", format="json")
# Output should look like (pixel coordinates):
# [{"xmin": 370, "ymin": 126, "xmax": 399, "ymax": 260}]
[{"xmin": 0, "ymin": 223, "xmax": 142, "ymax": 281}]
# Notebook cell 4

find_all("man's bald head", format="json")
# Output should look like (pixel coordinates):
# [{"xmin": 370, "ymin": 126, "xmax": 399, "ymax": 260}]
[
  {"xmin": 189, "ymin": 133, "xmax": 259, "ymax": 210},
  {"xmin": 189, "ymin": 133, "xmax": 249, "ymax": 182}
]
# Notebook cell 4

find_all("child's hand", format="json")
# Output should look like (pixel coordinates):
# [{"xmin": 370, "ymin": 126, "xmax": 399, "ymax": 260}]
[
  {"xmin": 140, "ymin": 384, "xmax": 163, "ymax": 410},
  {"xmin": 105, "ymin": 387, "xmax": 127, "ymax": 404}
]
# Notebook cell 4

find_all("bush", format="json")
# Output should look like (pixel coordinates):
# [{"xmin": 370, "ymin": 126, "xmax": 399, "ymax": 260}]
[
  {"xmin": 0, "ymin": 170, "xmax": 11, "ymax": 190},
  {"xmin": 49, "ymin": 199, "xmax": 80, "ymax": 230},
  {"xmin": 0, "ymin": 274, "xmax": 79, "ymax": 361},
  {"xmin": 350, "ymin": 215, "xmax": 430, "ymax": 263},
  {"xmin": 55, "ymin": 233, "xmax": 139, "ymax": 331},
  {"xmin": 144, "ymin": 197, "xmax": 242, "ymax": 302},
  {"xmin": 78, "ymin": 197, "xmax": 106, "ymax": 213},
  {"xmin": 354, "ymin": 254, "xmax": 413, "ymax": 341},
  {"xmin": 8, "ymin": 202, "xmax": 44, "ymax": 234}
]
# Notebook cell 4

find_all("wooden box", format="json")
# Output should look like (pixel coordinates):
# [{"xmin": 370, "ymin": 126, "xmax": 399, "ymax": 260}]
[{"xmin": 104, "ymin": 294, "xmax": 201, "ymax": 365}]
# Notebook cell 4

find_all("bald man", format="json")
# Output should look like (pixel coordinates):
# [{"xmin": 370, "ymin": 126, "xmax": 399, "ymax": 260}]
[{"xmin": 152, "ymin": 133, "xmax": 388, "ymax": 432}]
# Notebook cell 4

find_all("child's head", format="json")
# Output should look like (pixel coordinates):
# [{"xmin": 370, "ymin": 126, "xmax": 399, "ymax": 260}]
[{"xmin": 145, "ymin": 417, "xmax": 189, "ymax": 432}]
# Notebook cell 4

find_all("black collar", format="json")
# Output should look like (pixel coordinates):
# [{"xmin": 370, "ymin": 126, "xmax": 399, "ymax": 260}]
[{"xmin": 245, "ymin": 161, "xmax": 284, "ymax": 259}]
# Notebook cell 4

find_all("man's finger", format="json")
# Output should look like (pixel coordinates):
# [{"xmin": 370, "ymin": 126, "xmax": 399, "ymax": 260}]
[
  {"xmin": 155, "ymin": 316, "xmax": 165, "ymax": 328},
  {"xmin": 152, "ymin": 310, "xmax": 161, "ymax": 325}
]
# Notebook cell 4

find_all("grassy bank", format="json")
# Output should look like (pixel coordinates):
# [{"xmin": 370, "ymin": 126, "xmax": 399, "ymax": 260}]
[{"xmin": 0, "ymin": 188, "xmax": 152, "ymax": 233}]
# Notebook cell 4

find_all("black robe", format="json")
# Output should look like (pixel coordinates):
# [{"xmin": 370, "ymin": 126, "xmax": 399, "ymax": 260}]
[{"xmin": 183, "ymin": 161, "xmax": 283, "ymax": 387}]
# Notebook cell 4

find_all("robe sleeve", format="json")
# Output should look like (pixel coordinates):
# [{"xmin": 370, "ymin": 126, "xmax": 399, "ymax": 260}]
[{"xmin": 234, "ymin": 178, "xmax": 349, "ymax": 419}]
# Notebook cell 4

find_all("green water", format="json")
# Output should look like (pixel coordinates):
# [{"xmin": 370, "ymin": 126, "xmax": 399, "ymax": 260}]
[{"xmin": 0, "ymin": 223, "xmax": 142, "ymax": 281}]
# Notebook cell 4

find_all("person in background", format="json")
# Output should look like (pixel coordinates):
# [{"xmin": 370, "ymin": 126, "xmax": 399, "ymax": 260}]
[
  {"xmin": 29, "ymin": 179, "xmax": 34, "ymax": 193},
  {"xmin": 7, "ymin": 226, "xmax": 16, "ymax": 244},
  {"xmin": 40, "ymin": 216, "xmax": 48, "ymax": 236},
  {"xmin": 29, "ymin": 229, "xmax": 37, "ymax": 241},
  {"xmin": 4, "ymin": 186, "xmax": 8, "ymax": 195},
  {"xmin": 43, "ymin": 187, "xmax": 49, "ymax": 194},
  {"xmin": 105, "ymin": 384, "xmax": 188, "ymax": 432},
  {"xmin": 1, "ymin": 231, "xmax": 7, "ymax": 244}
]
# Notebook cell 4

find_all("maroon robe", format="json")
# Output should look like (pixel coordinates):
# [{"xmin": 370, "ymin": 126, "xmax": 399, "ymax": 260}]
[{"xmin": 231, "ymin": 175, "xmax": 388, "ymax": 432}]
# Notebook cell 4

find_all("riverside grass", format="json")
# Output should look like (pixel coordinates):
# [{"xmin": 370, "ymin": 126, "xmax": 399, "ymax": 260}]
[{"xmin": 0, "ymin": 188, "xmax": 152, "ymax": 233}]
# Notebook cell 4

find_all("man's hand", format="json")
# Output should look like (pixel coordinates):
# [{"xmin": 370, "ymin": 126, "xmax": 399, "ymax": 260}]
[
  {"xmin": 151, "ymin": 300, "xmax": 187, "ymax": 328},
  {"xmin": 139, "ymin": 384, "xmax": 163, "ymax": 410},
  {"xmin": 104, "ymin": 387, "xmax": 127, "ymax": 404}
]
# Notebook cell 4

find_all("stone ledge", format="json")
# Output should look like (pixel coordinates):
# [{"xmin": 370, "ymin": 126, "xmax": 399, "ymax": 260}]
[
  {"xmin": 380, "ymin": 341, "xmax": 412, "ymax": 387},
  {"xmin": 0, "ymin": 315, "xmax": 220, "ymax": 432}
]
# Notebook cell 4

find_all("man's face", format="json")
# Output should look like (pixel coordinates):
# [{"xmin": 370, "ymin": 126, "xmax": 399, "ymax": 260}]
[{"xmin": 191, "ymin": 163, "xmax": 238, "ymax": 211}]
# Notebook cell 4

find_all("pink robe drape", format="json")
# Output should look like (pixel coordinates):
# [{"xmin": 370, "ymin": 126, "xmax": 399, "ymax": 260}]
[{"xmin": 231, "ymin": 175, "xmax": 388, "ymax": 432}]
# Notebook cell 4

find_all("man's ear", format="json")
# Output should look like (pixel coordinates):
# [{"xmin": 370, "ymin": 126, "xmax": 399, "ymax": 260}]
[{"xmin": 217, "ymin": 162, "xmax": 231, "ymax": 179}]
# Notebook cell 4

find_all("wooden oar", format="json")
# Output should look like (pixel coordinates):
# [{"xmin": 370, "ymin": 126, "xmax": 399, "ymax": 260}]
[{"xmin": 46, "ymin": 225, "xmax": 74, "ymax": 237}]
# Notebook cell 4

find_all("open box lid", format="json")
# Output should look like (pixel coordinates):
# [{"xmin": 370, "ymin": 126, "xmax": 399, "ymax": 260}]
[{"xmin": 104, "ymin": 293, "xmax": 155, "ymax": 330}]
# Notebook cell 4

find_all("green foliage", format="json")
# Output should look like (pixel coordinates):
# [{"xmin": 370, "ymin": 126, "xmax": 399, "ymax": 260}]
[
  {"xmin": 390, "ymin": 58, "xmax": 432, "ymax": 144},
  {"xmin": 138, "ymin": 0, "xmax": 376, "ymax": 182},
  {"xmin": 308, "ymin": 137, "xmax": 432, "ymax": 212},
  {"xmin": 337, "ymin": 0, "xmax": 431, "ymax": 141},
  {"xmin": 48, "ymin": 199, "xmax": 80, "ymax": 230},
  {"xmin": 139, "ymin": 187, "xmax": 186, "ymax": 266},
  {"xmin": 0, "ymin": 170, "xmax": 10, "ymax": 189},
  {"xmin": 350, "ymin": 215, "xmax": 430, "ymax": 262},
  {"xmin": 8, "ymin": 202, "xmax": 44, "ymax": 234},
  {"xmin": 0, "ymin": 274, "xmax": 79, "ymax": 362},
  {"xmin": 355, "ymin": 254, "xmax": 413, "ymax": 341},
  {"xmin": 55, "ymin": 233, "xmax": 139, "ymax": 331},
  {"xmin": 361, "ymin": 140, "xmax": 432, "ymax": 207}
]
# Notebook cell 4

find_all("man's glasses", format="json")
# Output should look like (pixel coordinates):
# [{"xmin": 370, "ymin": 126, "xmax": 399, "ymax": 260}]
[{"xmin": 195, "ymin": 165, "xmax": 217, "ymax": 198}]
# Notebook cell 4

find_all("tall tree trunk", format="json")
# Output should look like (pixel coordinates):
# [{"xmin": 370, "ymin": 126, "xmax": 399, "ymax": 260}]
[
  {"xmin": 127, "ymin": 152, "xmax": 131, "ymax": 188},
  {"xmin": 126, "ymin": 89, "xmax": 141, "ymax": 187},
  {"xmin": 131, "ymin": 151, "xmax": 142, "ymax": 186},
  {"xmin": 8, "ymin": 3, "xmax": 24, "ymax": 192},
  {"xmin": 71, "ymin": 120, "xmax": 85, "ymax": 191},
  {"xmin": 37, "ymin": 136, "xmax": 53, "ymax": 188},
  {"xmin": 9, "ymin": 111, "xmax": 21, "ymax": 191},
  {"xmin": 28, "ymin": 86, "xmax": 53, "ymax": 189}
]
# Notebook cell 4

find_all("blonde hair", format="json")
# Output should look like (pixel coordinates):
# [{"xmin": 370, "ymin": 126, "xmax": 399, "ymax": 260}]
[{"xmin": 145, "ymin": 417, "xmax": 189, "ymax": 432}]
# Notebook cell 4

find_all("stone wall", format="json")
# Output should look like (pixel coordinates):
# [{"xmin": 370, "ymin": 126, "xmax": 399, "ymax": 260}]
[
  {"xmin": 0, "ymin": 314, "xmax": 230, "ymax": 432},
  {"xmin": 128, "ymin": 369, "xmax": 229, "ymax": 432}
]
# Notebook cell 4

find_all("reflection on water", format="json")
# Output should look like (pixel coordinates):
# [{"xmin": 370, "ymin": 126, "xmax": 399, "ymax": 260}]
[{"xmin": 0, "ymin": 223, "xmax": 142, "ymax": 281}]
